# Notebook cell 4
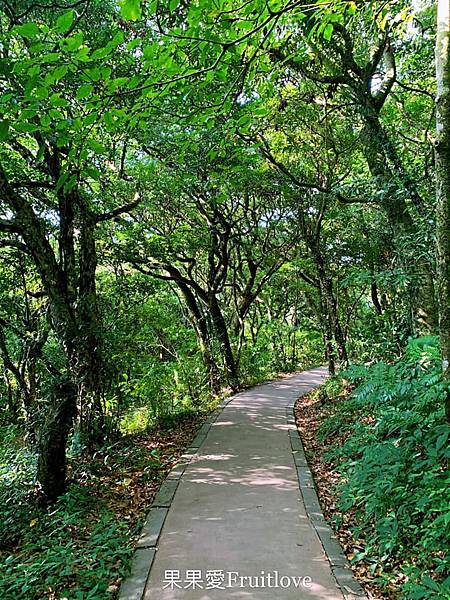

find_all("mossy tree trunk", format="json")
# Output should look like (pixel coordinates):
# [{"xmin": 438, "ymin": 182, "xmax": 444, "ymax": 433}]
[
  {"xmin": 436, "ymin": 0, "xmax": 450, "ymax": 422},
  {"xmin": 0, "ymin": 170, "xmax": 106, "ymax": 499},
  {"xmin": 36, "ymin": 379, "xmax": 77, "ymax": 503}
]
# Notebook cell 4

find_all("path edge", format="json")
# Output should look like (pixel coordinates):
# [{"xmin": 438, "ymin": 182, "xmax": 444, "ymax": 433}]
[
  {"xmin": 289, "ymin": 371, "xmax": 368, "ymax": 600},
  {"xmin": 118, "ymin": 396, "xmax": 235, "ymax": 600}
]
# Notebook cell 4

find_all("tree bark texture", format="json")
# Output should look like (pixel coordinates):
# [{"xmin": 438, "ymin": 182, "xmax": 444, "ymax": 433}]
[
  {"xmin": 36, "ymin": 379, "xmax": 77, "ymax": 503},
  {"xmin": 436, "ymin": 0, "xmax": 450, "ymax": 421}
]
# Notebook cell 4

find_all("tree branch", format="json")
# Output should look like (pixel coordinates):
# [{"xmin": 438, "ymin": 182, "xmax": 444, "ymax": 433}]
[
  {"xmin": 95, "ymin": 193, "xmax": 141, "ymax": 223},
  {"xmin": 372, "ymin": 40, "xmax": 396, "ymax": 110},
  {"xmin": 0, "ymin": 219, "xmax": 21, "ymax": 234},
  {"xmin": 0, "ymin": 239, "xmax": 30, "ymax": 253}
]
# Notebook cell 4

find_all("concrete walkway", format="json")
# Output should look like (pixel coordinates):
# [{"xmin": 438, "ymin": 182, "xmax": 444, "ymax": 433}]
[{"xmin": 122, "ymin": 367, "xmax": 365, "ymax": 600}]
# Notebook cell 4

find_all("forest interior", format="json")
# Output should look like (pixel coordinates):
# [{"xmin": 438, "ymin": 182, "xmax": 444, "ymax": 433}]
[{"xmin": 0, "ymin": 0, "xmax": 449, "ymax": 598}]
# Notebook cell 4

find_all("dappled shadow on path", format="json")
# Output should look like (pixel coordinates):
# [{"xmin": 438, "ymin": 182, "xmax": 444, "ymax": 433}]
[
  {"xmin": 144, "ymin": 368, "xmax": 341, "ymax": 600},
  {"xmin": 187, "ymin": 462, "xmax": 297, "ymax": 491},
  {"xmin": 182, "ymin": 583, "xmax": 344, "ymax": 600}
]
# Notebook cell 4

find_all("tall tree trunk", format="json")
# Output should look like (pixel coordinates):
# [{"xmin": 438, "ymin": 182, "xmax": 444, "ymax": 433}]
[
  {"xmin": 177, "ymin": 282, "xmax": 221, "ymax": 393},
  {"xmin": 36, "ymin": 378, "xmax": 77, "ymax": 503},
  {"xmin": 360, "ymin": 108, "xmax": 438, "ymax": 334},
  {"xmin": 321, "ymin": 275, "xmax": 348, "ymax": 366},
  {"xmin": 370, "ymin": 263, "xmax": 383, "ymax": 315},
  {"xmin": 0, "ymin": 173, "xmax": 105, "ymax": 496},
  {"xmin": 436, "ymin": 0, "xmax": 450, "ymax": 422},
  {"xmin": 308, "ymin": 236, "xmax": 348, "ymax": 370},
  {"xmin": 304, "ymin": 288, "xmax": 334, "ymax": 372},
  {"xmin": 76, "ymin": 205, "xmax": 104, "ymax": 440},
  {"xmin": 319, "ymin": 292, "xmax": 337, "ymax": 377},
  {"xmin": 208, "ymin": 295, "xmax": 239, "ymax": 389}
]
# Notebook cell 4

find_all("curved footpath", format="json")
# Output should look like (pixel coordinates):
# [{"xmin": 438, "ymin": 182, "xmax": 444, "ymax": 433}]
[{"xmin": 119, "ymin": 367, "xmax": 366, "ymax": 600}]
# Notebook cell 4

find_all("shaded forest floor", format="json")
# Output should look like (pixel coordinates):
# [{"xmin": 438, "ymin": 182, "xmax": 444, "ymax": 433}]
[{"xmin": 0, "ymin": 411, "xmax": 207, "ymax": 600}]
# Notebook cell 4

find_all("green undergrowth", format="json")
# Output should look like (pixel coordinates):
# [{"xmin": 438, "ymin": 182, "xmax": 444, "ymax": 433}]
[
  {"xmin": 0, "ymin": 439, "xmax": 134, "ymax": 599},
  {"xmin": 319, "ymin": 337, "xmax": 450, "ymax": 599},
  {"xmin": 0, "ymin": 410, "xmax": 204, "ymax": 600}
]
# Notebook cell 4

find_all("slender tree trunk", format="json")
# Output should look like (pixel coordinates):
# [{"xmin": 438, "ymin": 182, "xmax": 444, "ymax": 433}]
[
  {"xmin": 314, "ymin": 289, "xmax": 336, "ymax": 376},
  {"xmin": 303, "ymin": 284, "xmax": 336, "ymax": 375},
  {"xmin": 308, "ymin": 236, "xmax": 348, "ymax": 370},
  {"xmin": 436, "ymin": 0, "xmax": 450, "ymax": 422},
  {"xmin": 321, "ymin": 275, "xmax": 348, "ymax": 365},
  {"xmin": 208, "ymin": 295, "xmax": 239, "ymax": 389},
  {"xmin": 370, "ymin": 270, "xmax": 383, "ymax": 315},
  {"xmin": 177, "ymin": 282, "xmax": 221, "ymax": 393},
  {"xmin": 76, "ymin": 207, "xmax": 104, "ymax": 440},
  {"xmin": 322, "ymin": 321, "xmax": 336, "ymax": 377},
  {"xmin": 36, "ymin": 378, "xmax": 77, "ymax": 503}
]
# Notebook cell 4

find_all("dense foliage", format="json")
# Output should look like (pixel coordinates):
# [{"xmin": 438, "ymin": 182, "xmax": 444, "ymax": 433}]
[
  {"xmin": 319, "ymin": 338, "xmax": 450, "ymax": 598},
  {"xmin": 0, "ymin": 0, "xmax": 449, "ymax": 598}
]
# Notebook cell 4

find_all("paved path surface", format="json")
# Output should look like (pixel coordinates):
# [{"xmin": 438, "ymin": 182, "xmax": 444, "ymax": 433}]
[{"xmin": 140, "ymin": 366, "xmax": 352, "ymax": 599}]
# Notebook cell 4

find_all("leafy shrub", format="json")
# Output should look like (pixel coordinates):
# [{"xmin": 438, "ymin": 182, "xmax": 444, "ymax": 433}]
[
  {"xmin": 321, "ymin": 337, "xmax": 450, "ymax": 598},
  {"xmin": 0, "ymin": 429, "xmax": 135, "ymax": 600},
  {"xmin": 0, "ymin": 497, "xmax": 133, "ymax": 600}
]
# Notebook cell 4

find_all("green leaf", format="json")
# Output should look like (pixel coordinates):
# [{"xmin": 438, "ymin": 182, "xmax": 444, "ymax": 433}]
[
  {"xmin": 88, "ymin": 139, "xmax": 107, "ymax": 154},
  {"xmin": 15, "ymin": 23, "xmax": 40, "ymax": 38},
  {"xmin": 54, "ymin": 65, "xmax": 69, "ymax": 81},
  {"xmin": 323, "ymin": 23, "xmax": 334, "ymax": 41},
  {"xmin": 86, "ymin": 67, "xmax": 101, "ymax": 81},
  {"xmin": 235, "ymin": 21, "xmax": 253, "ymax": 30},
  {"xmin": 50, "ymin": 93, "xmax": 68, "ymax": 107},
  {"xmin": 107, "ymin": 77, "xmax": 129, "ymax": 92},
  {"xmin": 253, "ymin": 106, "xmax": 268, "ymax": 117},
  {"xmin": 422, "ymin": 576, "xmax": 440, "ymax": 592},
  {"xmin": 236, "ymin": 115, "xmax": 251, "ymax": 127},
  {"xmin": 0, "ymin": 120, "xmax": 10, "ymax": 141},
  {"xmin": 61, "ymin": 33, "xmax": 83, "ymax": 52},
  {"xmin": 14, "ymin": 122, "xmax": 38, "ymax": 133},
  {"xmin": 91, "ymin": 47, "xmax": 109, "ymax": 60},
  {"xmin": 35, "ymin": 86, "xmax": 49, "ymax": 100},
  {"xmin": 40, "ymin": 114, "xmax": 51, "ymax": 127},
  {"xmin": 83, "ymin": 166, "xmax": 101, "ymax": 180},
  {"xmin": 101, "ymin": 66, "xmax": 112, "ymax": 80},
  {"xmin": 49, "ymin": 108, "xmax": 63, "ymax": 120},
  {"xmin": 143, "ymin": 46, "xmax": 154, "ymax": 59},
  {"xmin": 55, "ymin": 10, "xmax": 75, "ymax": 33},
  {"xmin": 120, "ymin": 0, "xmax": 141, "ymax": 21},
  {"xmin": 64, "ymin": 174, "xmax": 78, "ymax": 192},
  {"xmin": 436, "ymin": 431, "xmax": 449, "ymax": 451},
  {"xmin": 76, "ymin": 84, "xmax": 93, "ymax": 99},
  {"xmin": 103, "ymin": 111, "xmax": 116, "ymax": 129},
  {"xmin": 83, "ymin": 113, "xmax": 98, "ymax": 127},
  {"xmin": 56, "ymin": 172, "xmax": 69, "ymax": 191},
  {"xmin": 42, "ymin": 53, "xmax": 61, "ymax": 63}
]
